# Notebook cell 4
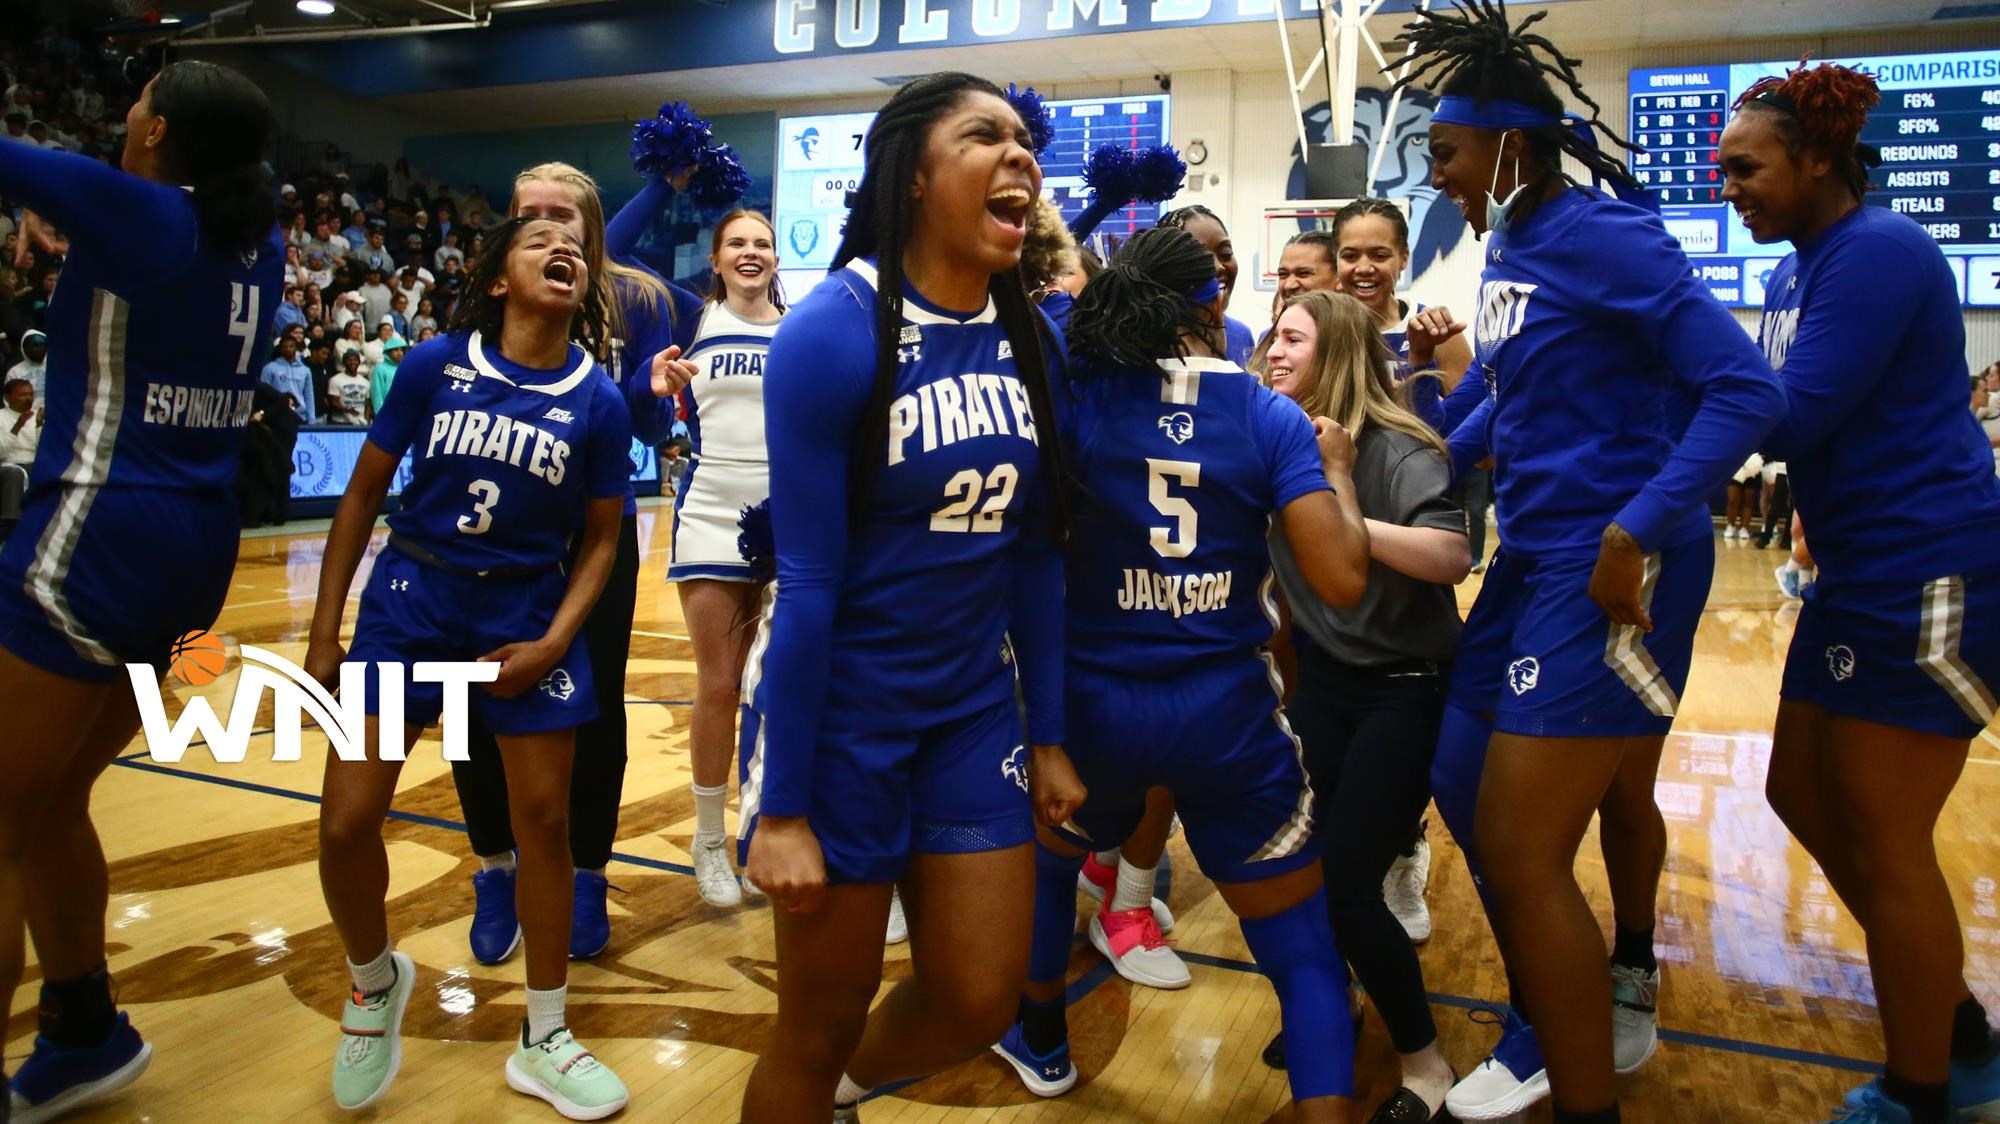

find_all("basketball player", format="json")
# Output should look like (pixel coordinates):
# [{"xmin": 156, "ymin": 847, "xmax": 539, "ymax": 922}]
[
  {"xmin": 1332, "ymin": 198, "xmax": 1472, "ymax": 439},
  {"xmin": 1273, "ymin": 229, "xmax": 1341, "ymax": 305},
  {"xmin": 992, "ymin": 227, "xmax": 1370, "ymax": 1122},
  {"xmin": 734, "ymin": 73, "xmax": 1080, "ymax": 1122},
  {"xmin": 1159, "ymin": 205, "xmax": 1256, "ymax": 366},
  {"xmin": 0, "ymin": 62, "xmax": 282, "ymax": 1124},
  {"xmin": 1394, "ymin": 4, "xmax": 1786, "ymax": 1120},
  {"xmin": 307, "ymin": 218, "xmax": 635, "ymax": 1119},
  {"xmin": 450, "ymin": 162, "xmax": 703, "ymax": 968},
  {"xmin": 1720, "ymin": 61, "xmax": 2000, "ymax": 1124}
]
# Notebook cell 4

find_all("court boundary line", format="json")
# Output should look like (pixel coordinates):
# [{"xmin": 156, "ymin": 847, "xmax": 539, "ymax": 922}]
[{"xmin": 107, "ymin": 754, "xmax": 1895, "ymax": 1083}]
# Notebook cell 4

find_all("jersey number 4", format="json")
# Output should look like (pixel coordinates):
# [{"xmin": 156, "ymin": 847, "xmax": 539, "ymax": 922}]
[
  {"xmin": 229, "ymin": 282, "xmax": 262, "ymax": 376},
  {"xmin": 1147, "ymin": 458, "xmax": 1200, "ymax": 558},
  {"xmin": 932, "ymin": 464, "xmax": 1018, "ymax": 533}
]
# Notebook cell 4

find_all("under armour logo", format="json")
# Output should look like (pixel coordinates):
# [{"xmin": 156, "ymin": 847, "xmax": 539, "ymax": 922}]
[
  {"xmin": 898, "ymin": 344, "xmax": 922, "ymax": 365},
  {"xmin": 390, "ymin": 578, "xmax": 410, "ymax": 591},
  {"xmin": 1826, "ymin": 645, "xmax": 1855, "ymax": 682},
  {"xmin": 539, "ymin": 667, "xmax": 576, "ymax": 700},
  {"xmin": 1157, "ymin": 412, "xmax": 1195, "ymax": 444},
  {"xmin": 1507, "ymin": 657, "xmax": 1540, "ymax": 695},
  {"xmin": 1001, "ymin": 745, "xmax": 1028, "ymax": 794},
  {"xmin": 446, "ymin": 379, "xmax": 472, "ymax": 393}
]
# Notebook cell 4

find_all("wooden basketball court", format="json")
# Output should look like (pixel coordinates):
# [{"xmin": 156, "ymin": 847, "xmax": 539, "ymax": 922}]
[{"xmin": 8, "ymin": 501, "xmax": 1997, "ymax": 1123}]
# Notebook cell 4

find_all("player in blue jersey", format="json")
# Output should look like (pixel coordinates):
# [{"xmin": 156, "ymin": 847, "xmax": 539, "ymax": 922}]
[
  {"xmin": 1331, "ymin": 198, "xmax": 1473, "ymax": 441},
  {"xmin": 733, "ymin": 72, "xmax": 1081, "ymax": 1123},
  {"xmin": 1720, "ymin": 62, "xmax": 2000, "ymax": 1124},
  {"xmin": 446, "ymin": 161, "xmax": 706, "ymax": 968},
  {"xmin": 1394, "ymin": 5, "xmax": 1787, "ymax": 1121},
  {"xmin": 306, "ymin": 219, "xmax": 635, "ymax": 1120},
  {"xmin": 0, "ymin": 61, "xmax": 282, "ymax": 1124},
  {"xmin": 1159, "ymin": 205, "xmax": 1258, "ymax": 366},
  {"xmin": 991, "ymin": 226, "xmax": 1371, "ymax": 1119}
]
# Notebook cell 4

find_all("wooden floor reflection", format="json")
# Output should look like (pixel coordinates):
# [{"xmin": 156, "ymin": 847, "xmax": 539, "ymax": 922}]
[{"xmin": 8, "ymin": 507, "xmax": 1996, "ymax": 1123}]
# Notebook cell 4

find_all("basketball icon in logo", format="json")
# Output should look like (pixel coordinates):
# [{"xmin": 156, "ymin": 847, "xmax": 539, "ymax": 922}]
[{"xmin": 169, "ymin": 630, "xmax": 228, "ymax": 686}]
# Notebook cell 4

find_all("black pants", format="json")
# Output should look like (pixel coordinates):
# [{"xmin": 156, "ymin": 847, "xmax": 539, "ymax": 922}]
[
  {"xmin": 1457, "ymin": 467, "xmax": 1493, "ymax": 563},
  {"xmin": 450, "ymin": 513, "xmax": 640, "ymax": 870},
  {"xmin": 1289, "ymin": 637, "xmax": 1450, "ymax": 1055}
]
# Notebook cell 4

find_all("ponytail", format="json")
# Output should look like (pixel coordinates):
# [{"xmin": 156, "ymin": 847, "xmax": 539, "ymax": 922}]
[{"xmin": 148, "ymin": 61, "xmax": 277, "ymax": 256}]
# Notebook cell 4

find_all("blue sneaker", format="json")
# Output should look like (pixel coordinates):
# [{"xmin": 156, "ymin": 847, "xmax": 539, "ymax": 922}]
[
  {"xmin": 1954, "ymin": 1046, "xmax": 2000, "ymax": 1121},
  {"xmin": 991, "ymin": 1022, "xmax": 1076, "ymax": 1097},
  {"xmin": 1829, "ymin": 1079, "xmax": 1914, "ymax": 1122},
  {"xmin": 469, "ymin": 862, "xmax": 522, "ymax": 966},
  {"xmin": 9, "ymin": 1012, "xmax": 153, "ymax": 1124},
  {"xmin": 1444, "ymin": 1006, "xmax": 1549, "ymax": 1121},
  {"xmin": 571, "ymin": 869, "xmax": 612, "ymax": 960}
]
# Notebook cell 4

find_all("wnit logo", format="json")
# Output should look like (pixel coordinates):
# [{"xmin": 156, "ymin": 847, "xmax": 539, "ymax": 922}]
[{"xmin": 130, "ymin": 630, "xmax": 499, "ymax": 763}]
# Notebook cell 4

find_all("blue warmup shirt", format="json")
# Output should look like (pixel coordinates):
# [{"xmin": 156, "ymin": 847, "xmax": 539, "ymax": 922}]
[
  {"xmin": 752, "ymin": 260, "xmax": 1064, "ymax": 820},
  {"xmin": 1039, "ymin": 290, "xmax": 1075, "ymax": 334},
  {"xmin": 1224, "ymin": 315, "xmax": 1256, "ymax": 367},
  {"xmin": 0, "ymin": 144, "xmax": 283, "ymax": 494},
  {"xmin": 1453, "ymin": 186, "xmax": 1783, "ymax": 555},
  {"xmin": 1063, "ymin": 355, "xmax": 1329, "ymax": 675},
  {"xmin": 1759, "ymin": 205, "xmax": 2000, "ymax": 583},
  {"xmin": 600, "ymin": 177, "xmax": 708, "ymax": 506},
  {"xmin": 367, "ymin": 331, "xmax": 633, "ymax": 571}
]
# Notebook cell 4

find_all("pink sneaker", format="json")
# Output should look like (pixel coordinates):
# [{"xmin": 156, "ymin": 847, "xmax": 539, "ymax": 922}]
[
  {"xmin": 1076, "ymin": 853, "xmax": 1117, "ymax": 902},
  {"xmin": 1088, "ymin": 903, "xmax": 1190, "ymax": 990}
]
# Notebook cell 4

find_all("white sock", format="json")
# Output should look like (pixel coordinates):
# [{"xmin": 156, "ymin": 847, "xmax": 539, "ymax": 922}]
[
  {"xmin": 834, "ymin": 1073, "xmax": 870, "ymax": 1106},
  {"xmin": 479, "ymin": 851, "xmax": 516, "ymax": 873},
  {"xmin": 1110, "ymin": 859, "xmax": 1157, "ymax": 913},
  {"xmin": 525, "ymin": 984, "xmax": 567, "ymax": 1044},
  {"xmin": 1093, "ymin": 848, "xmax": 1119, "ymax": 867},
  {"xmin": 349, "ymin": 945, "xmax": 397, "ymax": 996},
  {"xmin": 692, "ymin": 782, "xmax": 727, "ymax": 845}
]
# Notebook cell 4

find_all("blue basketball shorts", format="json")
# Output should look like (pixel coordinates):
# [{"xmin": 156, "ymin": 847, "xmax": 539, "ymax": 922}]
[
  {"xmin": 345, "ymin": 546, "xmax": 596, "ymax": 736},
  {"xmin": 1448, "ymin": 534, "xmax": 1713, "ymax": 738},
  {"xmin": 0, "ymin": 485, "xmax": 239, "ymax": 682},
  {"xmin": 1054, "ymin": 658, "xmax": 1319, "ymax": 886},
  {"xmin": 1781, "ymin": 565, "xmax": 2000, "ymax": 740},
  {"xmin": 736, "ymin": 696, "xmax": 1033, "ymax": 885}
]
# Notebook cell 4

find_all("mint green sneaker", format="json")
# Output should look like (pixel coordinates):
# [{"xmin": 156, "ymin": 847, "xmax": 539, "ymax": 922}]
[
  {"xmin": 505, "ymin": 1024, "xmax": 628, "ymax": 1120},
  {"xmin": 330, "ymin": 951, "xmax": 415, "ymax": 1111}
]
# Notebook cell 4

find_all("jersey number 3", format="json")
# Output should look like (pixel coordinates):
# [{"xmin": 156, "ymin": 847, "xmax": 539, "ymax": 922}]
[
  {"xmin": 932, "ymin": 464, "xmax": 1017, "ymax": 533},
  {"xmin": 458, "ymin": 479, "xmax": 500, "ymax": 535}
]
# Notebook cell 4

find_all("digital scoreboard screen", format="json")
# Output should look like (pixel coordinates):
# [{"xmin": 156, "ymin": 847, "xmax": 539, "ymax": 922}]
[
  {"xmin": 774, "ymin": 95, "xmax": 1171, "ymax": 296},
  {"xmin": 1628, "ymin": 50, "xmax": 2000, "ymax": 308}
]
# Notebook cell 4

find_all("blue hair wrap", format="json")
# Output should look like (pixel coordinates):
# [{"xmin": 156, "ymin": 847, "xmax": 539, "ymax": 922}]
[
  {"xmin": 1188, "ymin": 277, "xmax": 1222, "ymax": 305},
  {"xmin": 1430, "ymin": 95, "xmax": 1564, "ymax": 130}
]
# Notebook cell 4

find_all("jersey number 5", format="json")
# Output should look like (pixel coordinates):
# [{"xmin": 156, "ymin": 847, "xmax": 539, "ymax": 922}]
[
  {"xmin": 458, "ymin": 479, "xmax": 500, "ymax": 535},
  {"xmin": 1147, "ymin": 458, "xmax": 1200, "ymax": 558},
  {"xmin": 229, "ymin": 282, "xmax": 262, "ymax": 376},
  {"xmin": 932, "ymin": 464, "xmax": 1018, "ymax": 533}
]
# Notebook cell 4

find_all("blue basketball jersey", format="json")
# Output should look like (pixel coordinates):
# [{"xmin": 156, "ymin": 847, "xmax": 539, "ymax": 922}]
[
  {"xmin": 1758, "ymin": 205, "xmax": 2000, "ymax": 584},
  {"xmin": 0, "ymin": 145, "xmax": 284, "ymax": 495},
  {"xmin": 367, "ymin": 331, "xmax": 633, "ymax": 571},
  {"xmin": 747, "ymin": 259, "xmax": 1061, "ymax": 819},
  {"xmin": 1064, "ymin": 356, "xmax": 1329, "ymax": 675}
]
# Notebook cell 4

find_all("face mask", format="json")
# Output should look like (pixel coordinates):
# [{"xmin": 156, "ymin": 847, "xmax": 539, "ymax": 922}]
[{"xmin": 1484, "ymin": 130, "xmax": 1527, "ymax": 238}]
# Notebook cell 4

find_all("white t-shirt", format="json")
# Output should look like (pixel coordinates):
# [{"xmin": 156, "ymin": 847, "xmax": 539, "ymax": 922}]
[
  {"xmin": 5, "ymin": 358, "xmax": 44, "ymax": 402},
  {"xmin": 0, "ymin": 405, "xmax": 38, "ymax": 466},
  {"xmin": 328, "ymin": 372, "xmax": 371, "ymax": 426}
]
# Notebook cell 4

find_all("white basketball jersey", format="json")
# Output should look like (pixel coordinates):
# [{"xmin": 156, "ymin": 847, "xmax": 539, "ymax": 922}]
[{"xmin": 684, "ymin": 300, "xmax": 781, "ymax": 466}]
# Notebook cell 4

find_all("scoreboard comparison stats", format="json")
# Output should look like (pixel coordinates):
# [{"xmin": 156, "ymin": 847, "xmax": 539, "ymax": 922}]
[
  {"xmin": 1628, "ymin": 49, "xmax": 2000, "ymax": 309},
  {"xmin": 773, "ymin": 94, "xmax": 1171, "ymax": 296}
]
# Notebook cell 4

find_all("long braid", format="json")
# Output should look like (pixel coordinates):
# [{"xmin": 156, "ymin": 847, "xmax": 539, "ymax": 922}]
[
  {"xmin": 1389, "ymin": 0, "xmax": 1642, "ymax": 206},
  {"xmin": 991, "ymin": 270, "xmax": 1070, "ymax": 537}
]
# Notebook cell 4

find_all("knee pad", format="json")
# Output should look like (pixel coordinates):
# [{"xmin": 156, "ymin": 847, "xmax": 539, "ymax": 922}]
[{"xmin": 1031, "ymin": 841, "xmax": 1084, "ymax": 985}]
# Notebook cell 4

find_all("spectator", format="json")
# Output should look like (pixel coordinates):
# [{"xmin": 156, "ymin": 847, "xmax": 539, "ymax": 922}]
[
  {"xmin": 403, "ymin": 207, "xmax": 439, "ymax": 257},
  {"xmin": 341, "ymin": 208, "xmax": 369, "ymax": 249},
  {"xmin": 408, "ymin": 296, "xmax": 438, "ymax": 339},
  {"xmin": 333, "ymin": 316, "xmax": 367, "ymax": 364},
  {"xmin": 302, "ymin": 250, "xmax": 332, "ymax": 290},
  {"xmin": 284, "ymin": 208, "xmax": 309, "ymax": 250},
  {"xmin": 239, "ymin": 381, "xmax": 297, "ymax": 527},
  {"xmin": 0, "ymin": 376, "xmax": 36, "ymax": 536},
  {"xmin": 368, "ymin": 333, "xmax": 407, "ymax": 414},
  {"xmin": 327, "ymin": 349, "xmax": 370, "ymax": 426},
  {"xmin": 390, "ymin": 263, "xmax": 428, "ymax": 308},
  {"xmin": 258, "ymin": 335, "xmax": 316, "ymax": 424},
  {"xmin": 301, "ymin": 295, "xmax": 326, "ymax": 328},
  {"xmin": 71, "ymin": 73, "xmax": 101, "ymax": 119},
  {"xmin": 271, "ymin": 285, "xmax": 307, "ymax": 335},
  {"xmin": 280, "ymin": 182, "xmax": 299, "ymax": 209},
  {"xmin": 660, "ymin": 441, "xmax": 687, "ymax": 496},
  {"xmin": 13, "ymin": 266, "xmax": 56, "ymax": 333},
  {"xmin": 7, "ymin": 328, "xmax": 45, "ymax": 400},
  {"xmin": 330, "ymin": 288, "xmax": 365, "ymax": 334},
  {"xmin": 413, "ymin": 325, "xmax": 438, "ymax": 344},
  {"xmin": 395, "ymin": 230, "xmax": 426, "ymax": 271},
  {"xmin": 2, "ymin": 113, "xmax": 25, "ymax": 143},
  {"xmin": 355, "ymin": 265, "xmax": 392, "ymax": 330},
  {"xmin": 1985, "ymin": 361, "xmax": 2000, "ymax": 396},
  {"xmin": 432, "ymin": 254, "xmax": 465, "ymax": 304},
  {"xmin": 433, "ymin": 229, "xmax": 464, "ymax": 273},
  {"xmin": 362, "ymin": 318, "xmax": 395, "ymax": 367},
  {"xmin": 349, "ymin": 226, "xmax": 393, "ymax": 276},
  {"xmin": 386, "ymin": 291, "xmax": 409, "ymax": 338},
  {"xmin": 305, "ymin": 337, "xmax": 337, "ymax": 417}
]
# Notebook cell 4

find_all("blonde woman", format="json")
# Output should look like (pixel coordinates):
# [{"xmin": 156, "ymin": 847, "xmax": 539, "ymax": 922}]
[{"xmin": 1262, "ymin": 289, "xmax": 1471, "ymax": 1123}]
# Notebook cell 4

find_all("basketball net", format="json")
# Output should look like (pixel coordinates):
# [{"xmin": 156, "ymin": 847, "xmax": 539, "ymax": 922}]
[{"xmin": 1269, "ymin": 0, "xmax": 1430, "ymax": 188}]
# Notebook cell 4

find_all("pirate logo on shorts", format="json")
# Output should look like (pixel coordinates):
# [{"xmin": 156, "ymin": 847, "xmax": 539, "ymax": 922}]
[
  {"xmin": 538, "ymin": 667, "xmax": 576, "ymax": 701},
  {"xmin": 1001, "ymin": 745, "xmax": 1029, "ymax": 794},
  {"xmin": 1157, "ymin": 412, "xmax": 1195, "ymax": 445},
  {"xmin": 1826, "ymin": 645, "xmax": 1856, "ymax": 683},
  {"xmin": 1507, "ymin": 657, "xmax": 1540, "ymax": 695}
]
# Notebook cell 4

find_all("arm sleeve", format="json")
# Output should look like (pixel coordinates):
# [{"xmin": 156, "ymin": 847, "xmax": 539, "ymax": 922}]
[
  {"xmin": 1257, "ymin": 389, "xmax": 1334, "ymax": 509},
  {"xmin": 0, "ymin": 144, "xmax": 198, "ymax": 288},
  {"xmin": 1446, "ymin": 393, "xmax": 1493, "ymax": 480},
  {"xmin": 1761, "ymin": 232, "xmax": 1929, "ymax": 459},
  {"xmin": 754, "ymin": 290, "xmax": 875, "ymax": 819},
  {"xmin": 604, "ymin": 178, "xmax": 675, "ymax": 262},
  {"xmin": 1586, "ymin": 212, "xmax": 1787, "ymax": 550},
  {"xmin": 1439, "ymin": 364, "xmax": 1487, "ymax": 434},
  {"xmin": 1008, "ymin": 330, "xmax": 1069, "ymax": 746},
  {"xmin": 1405, "ymin": 369, "xmax": 1446, "ymax": 434},
  {"xmin": 364, "ymin": 342, "xmax": 444, "ymax": 458},
  {"xmin": 617, "ymin": 279, "xmax": 684, "ymax": 447},
  {"xmin": 585, "ymin": 376, "xmax": 637, "ymax": 500}
]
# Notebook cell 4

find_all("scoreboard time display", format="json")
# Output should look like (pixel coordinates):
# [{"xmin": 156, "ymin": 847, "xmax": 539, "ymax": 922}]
[{"xmin": 1627, "ymin": 49, "xmax": 2000, "ymax": 308}]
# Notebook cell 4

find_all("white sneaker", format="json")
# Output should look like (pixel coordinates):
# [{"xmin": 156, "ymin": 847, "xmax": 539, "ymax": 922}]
[
  {"xmin": 1384, "ymin": 838, "xmax": 1432, "ymax": 944},
  {"xmin": 1611, "ymin": 964, "xmax": 1661, "ymax": 1074},
  {"xmin": 738, "ymin": 871, "xmax": 766, "ymax": 903},
  {"xmin": 885, "ymin": 889, "xmax": 908, "ymax": 945},
  {"xmin": 692, "ymin": 837, "xmax": 742, "ymax": 907},
  {"xmin": 1088, "ymin": 903, "xmax": 1190, "ymax": 990}
]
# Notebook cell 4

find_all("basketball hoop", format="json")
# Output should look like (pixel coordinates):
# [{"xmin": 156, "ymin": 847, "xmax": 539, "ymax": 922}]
[{"xmin": 1270, "ymin": 0, "xmax": 1431, "ymax": 191}]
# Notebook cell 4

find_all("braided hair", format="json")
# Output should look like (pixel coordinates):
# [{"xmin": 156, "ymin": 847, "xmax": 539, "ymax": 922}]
[
  {"xmin": 1389, "ymin": 0, "xmax": 1641, "ymax": 226},
  {"xmin": 1068, "ymin": 227, "xmax": 1222, "ymax": 371},
  {"xmin": 448, "ymin": 216, "xmax": 611, "ymax": 353},
  {"xmin": 1330, "ymin": 198, "xmax": 1409, "ymax": 253},
  {"xmin": 830, "ymin": 71, "xmax": 1067, "ymax": 535},
  {"xmin": 1733, "ymin": 62, "xmax": 1882, "ymax": 199},
  {"xmin": 1157, "ymin": 204, "xmax": 1226, "ymax": 234}
]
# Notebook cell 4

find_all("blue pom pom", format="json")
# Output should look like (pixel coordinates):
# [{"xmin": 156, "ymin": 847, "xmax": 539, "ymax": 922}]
[
  {"xmin": 1005, "ymin": 83, "xmax": 1055, "ymax": 155},
  {"xmin": 1081, "ymin": 144, "xmax": 1136, "ymax": 202},
  {"xmin": 689, "ymin": 143, "xmax": 751, "ymax": 209},
  {"xmin": 630, "ymin": 100, "xmax": 714, "ymax": 181},
  {"xmin": 737, "ymin": 499, "xmax": 775, "ymax": 584},
  {"xmin": 1129, "ymin": 145, "xmax": 1187, "ymax": 203}
]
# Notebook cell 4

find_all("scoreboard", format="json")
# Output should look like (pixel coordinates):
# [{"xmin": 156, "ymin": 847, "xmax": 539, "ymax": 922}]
[
  {"xmin": 773, "ymin": 95, "xmax": 1171, "ymax": 296},
  {"xmin": 1628, "ymin": 49, "xmax": 2000, "ymax": 308}
]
